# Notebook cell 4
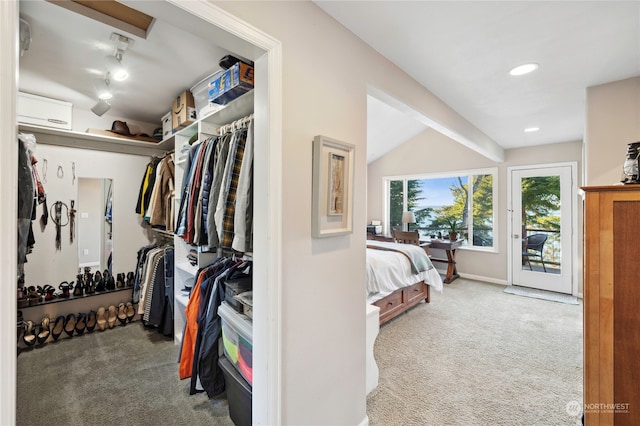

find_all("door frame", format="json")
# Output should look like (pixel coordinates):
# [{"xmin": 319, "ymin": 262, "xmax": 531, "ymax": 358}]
[
  {"xmin": 0, "ymin": 1, "xmax": 283, "ymax": 424},
  {"xmin": 507, "ymin": 162, "xmax": 579, "ymax": 296}
]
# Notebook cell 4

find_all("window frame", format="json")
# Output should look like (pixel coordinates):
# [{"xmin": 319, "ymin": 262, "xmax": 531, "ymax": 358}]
[{"xmin": 382, "ymin": 167, "xmax": 499, "ymax": 253}]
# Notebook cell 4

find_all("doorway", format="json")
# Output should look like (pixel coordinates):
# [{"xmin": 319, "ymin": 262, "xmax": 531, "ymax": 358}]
[
  {"xmin": 509, "ymin": 164, "xmax": 576, "ymax": 294},
  {"xmin": 0, "ymin": 1, "xmax": 282, "ymax": 424}
]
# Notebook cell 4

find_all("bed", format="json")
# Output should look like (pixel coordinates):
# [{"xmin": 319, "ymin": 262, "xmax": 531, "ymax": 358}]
[{"xmin": 366, "ymin": 239, "xmax": 443, "ymax": 325}]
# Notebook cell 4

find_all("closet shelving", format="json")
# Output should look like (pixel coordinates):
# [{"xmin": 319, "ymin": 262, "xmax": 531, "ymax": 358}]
[{"xmin": 171, "ymin": 90, "xmax": 255, "ymax": 344}]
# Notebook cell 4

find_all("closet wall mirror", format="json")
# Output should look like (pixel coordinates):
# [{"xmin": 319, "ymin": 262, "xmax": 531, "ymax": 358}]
[{"xmin": 77, "ymin": 178, "xmax": 113, "ymax": 274}]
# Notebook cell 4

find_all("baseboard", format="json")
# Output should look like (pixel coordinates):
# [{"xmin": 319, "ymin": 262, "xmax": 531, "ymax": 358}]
[
  {"xmin": 358, "ymin": 415, "xmax": 369, "ymax": 426},
  {"xmin": 458, "ymin": 273, "xmax": 507, "ymax": 286}
]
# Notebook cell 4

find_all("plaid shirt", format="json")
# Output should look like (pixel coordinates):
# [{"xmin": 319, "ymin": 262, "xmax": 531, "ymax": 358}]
[{"xmin": 220, "ymin": 128, "xmax": 247, "ymax": 249}]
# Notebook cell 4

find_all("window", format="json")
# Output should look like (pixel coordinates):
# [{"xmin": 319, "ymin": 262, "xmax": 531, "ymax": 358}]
[{"xmin": 384, "ymin": 168, "xmax": 497, "ymax": 249}]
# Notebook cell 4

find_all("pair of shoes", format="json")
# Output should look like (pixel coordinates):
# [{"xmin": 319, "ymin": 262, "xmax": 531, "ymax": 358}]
[
  {"xmin": 96, "ymin": 307, "xmax": 107, "ymax": 331},
  {"xmin": 27, "ymin": 286, "xmax": 41, "ymax": 306},
  {"xmin": 126, "ymin": 302, "xmax": 135, "ymax": 322},
  {"xmin": 51, "ymin": 315, "xmax": 66, "ymax": 341},
  {"xmin": 104, "ymin": 271, "xmax": 116, "ymax": 291},
  {"xmin": 37, "ymin": 316, "xmax": 51, "ymax": 345},
  {"xmin": 73, "ymin": 274, "xmax": 85, "ymax": 296},
  {"xmin": 116, "ymin": 273, "xmax": 125, "ymax": 289},
  {"xmin": 43, "ymin": 285, "xmax": 56, "ymax": 301},
  {"xmin": 117, "ymin": 303, "xmax": 128, "ymax": 325},
  {"xmin": 126, "ymin": 272, "xmax": 135, "ymax": 287},
  {"xmin": 58, "ymin": 282, "xmax": 72, "ymax": 298},
  {"xmin": 107, "ymin": 305, "xmax": 117, "ymax": 329},
  {"xmin": 94, "ymin": 271, "xmax": 105, "ymax": 292}
]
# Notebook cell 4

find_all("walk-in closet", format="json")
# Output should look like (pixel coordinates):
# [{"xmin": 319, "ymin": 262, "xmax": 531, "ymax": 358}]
[{"xmin": 13, "ymin": 1, "xmax": 271, "ymax": 424}]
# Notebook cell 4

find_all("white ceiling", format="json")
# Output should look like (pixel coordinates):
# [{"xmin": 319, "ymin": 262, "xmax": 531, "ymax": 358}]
[
  {"xmin": 316, "ymin": 1, "xmax": 640, "ymax": 162},
  {"xmin": 18, "ymin": 0, "xmax": 255, "ymax": 127},
  {"xmin": 17, "ymin": 1, "xmax": 640, "ymax": 162}
]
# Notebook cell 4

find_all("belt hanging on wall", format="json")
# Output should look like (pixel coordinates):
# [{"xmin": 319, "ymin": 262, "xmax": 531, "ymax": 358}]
[
  {"xmin": 69, "ymin": 200, "xmax": 76, "ymax": 243},
  {"xmin": 50, "ymin": 201, "xmax": 69, "ymax": 251}
]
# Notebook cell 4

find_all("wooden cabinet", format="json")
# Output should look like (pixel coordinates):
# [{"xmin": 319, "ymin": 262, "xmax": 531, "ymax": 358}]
[{"xmin": 583, "ymin": 185, "xmax": 640, "ymax": 425}]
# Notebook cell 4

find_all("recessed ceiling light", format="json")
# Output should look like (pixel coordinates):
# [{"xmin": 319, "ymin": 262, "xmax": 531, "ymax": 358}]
[
  {"xmin": 524, "ymin": 127, "xmax": 540, "ymax": 133},
  {"xmin": 509, "ymin": 63, "xmax": 539, "ymax": 76}
]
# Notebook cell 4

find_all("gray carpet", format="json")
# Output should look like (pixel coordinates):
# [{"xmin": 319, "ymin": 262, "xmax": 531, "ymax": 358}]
[
  {"xmin": 503, "ymin": 285, "xmax": 580, "ymax": 305},
  {"xmin": 17, "ymin": 324, "xmax": 233, "ymax": 426},
  {"xmin": 367, "ymin": 279, "xmax": 583, "ymax": 426}
]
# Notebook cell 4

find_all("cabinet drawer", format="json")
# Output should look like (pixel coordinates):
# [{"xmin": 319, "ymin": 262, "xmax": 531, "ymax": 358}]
[
  {"xmin": 374, "ymin": 289, "xmax": 404, "ymax": 320},
  {"xmin": 404, "ymin": 282, "xmax": 426, "ymax": 305},
  {"xmin": 18, "ymin": 92, "xmax": 72, "ymax": 130}
]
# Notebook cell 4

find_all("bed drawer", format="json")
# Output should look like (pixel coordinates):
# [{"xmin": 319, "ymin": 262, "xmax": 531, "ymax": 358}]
[
  {"xmin": 374, "ymin": 289, "xmax": 405, "ymax": 322},
  {"xmin": 404, "ymin": 282, "xmax": 426, "ymax": 305}
]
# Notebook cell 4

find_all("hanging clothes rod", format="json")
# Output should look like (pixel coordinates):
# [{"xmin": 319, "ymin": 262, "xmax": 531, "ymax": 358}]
[{"xmin": 217, "ymin": 113, "xmax": 254, "ymax": 135}]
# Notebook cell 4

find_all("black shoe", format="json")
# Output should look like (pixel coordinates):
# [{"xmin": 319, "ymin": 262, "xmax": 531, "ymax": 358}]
[
  {"xmin": 64, "ymin": 313, "xmax": 76, "ymax": 337},
  {"xmin": 73, "ymin": 275, "xmax": 84, "ymax": 297},
  {"xmin": 117, "ymin": 303, "xmax": 128, "ymax": 325},
  {"xmin": 75, "ymin": 313, "xmax": 86, "ymax": 335},
  {"xmin": 86, "ymin": 310, "xmax": 97, "ymax": 332},
  {"xmin": 23, "ymin": 320, "xmax": 37, "ymax": 346},
  {"xmin": 116, "ymin": 273, "xmax": 125, "ymax": 289},
  {"xmin": 51, "ymin": 315, "xmax": 65, "ymax": 341}
]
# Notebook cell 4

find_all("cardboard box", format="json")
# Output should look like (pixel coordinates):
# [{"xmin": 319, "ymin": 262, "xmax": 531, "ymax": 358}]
[
  {"xmin": 208, "ymin": 62, "xmax": 254, "ymax": 105},
  {"xmin": 172, "ymin": 91, "xmax": 196, "ymax": 130},
  {"xmin": 18, "ymin": 92, "xmax": 72, "ymax": 130}
]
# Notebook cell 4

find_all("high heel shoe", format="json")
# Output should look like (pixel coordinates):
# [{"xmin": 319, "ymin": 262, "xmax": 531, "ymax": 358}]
[
  {"xmin": 36, "ymin": 316, "xmax": 51, "ymax": 345},
  {"xmin": 126, "ymin": 272, "xmax": 135, "ymax": 287},
  {"xmin": 107, "ymin": 305, "xmax": 117, "ymax": 329},
  {"xmin": 86, "ymin": 310, "xmax": 97, "ymax": 332},
  {"xmin": 94, "ymin": 271, "xmax": 105, "ymax": 292},
  {"xmin": 64, "ymin": 313, "xmax": 76, "ymax": 337},
  {"xmin": 125, "ymin": 302, "xmax": 135, "ymax": 322},
  {"xmin": 116, "ymin": 273, "xmax": 125, "ymax": 289},
  {"xmin": 27, "ymin": 286, "xmax": 41, "ymax": 306},
  {"xmin": 51, "ymin": 315, "xmax": 65, "ymax": 341},
  {"xmin": 43, "ymin": 285, "xmax": 56, "ymax": 301},
  {"xmin": 75, "ymin": 313, "xmax": 86, "ymax": 335},
  {"xmin": 104, "ymin": 271, "xmax": 116, "ymax": 291},
  {"xmin": 73, "ymin": 274, "xmax": 84, "ymax": 297},
  {"xmin": 23, "ymin": 320, "xmax": 37, "ymax": 346},
  {"xmin": 58, "ymin": 281, "xmax": 71, "ymax": 298},
  {"xmin": 117, "ymin": 303, "xmax": 128, "ymax": 325},
  {"xmin": 85, "ymin": 276, "xmax": 96, "ymax": 294},
  {"xmin": 96, "ymin": 307, "xmax": 107, "ymax": 331}
]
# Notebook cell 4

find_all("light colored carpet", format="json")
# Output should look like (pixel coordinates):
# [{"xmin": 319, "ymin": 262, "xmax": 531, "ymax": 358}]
[
  {"xmin": 367, "ymin": 279, "xmax": 583, "ymax": 426},
  {"xmin": 17, "ymin": 324, "xmax": 233, "ymax": 426},
  {"xmin": 504, "ymin": 285, "xmax": 580, "ymax": 305}
]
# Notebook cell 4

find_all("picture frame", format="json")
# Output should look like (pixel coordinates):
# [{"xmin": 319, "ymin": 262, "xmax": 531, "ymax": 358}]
[{"xmin": 312, "ymin": 135, "xmax": 355, "ymax": 238}]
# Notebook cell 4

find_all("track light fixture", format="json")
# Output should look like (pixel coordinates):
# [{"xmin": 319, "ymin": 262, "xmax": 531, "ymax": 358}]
[
  {"xmin": 91, "ymin": 99, "xmax": 112, "ymax": 117},
  {"xmin": 93, "ymin": 73, "xmax": 112, "ymax": 100},
  {"xmin": 106, "ymin": 32, "xmax": 132, "ymax": 81}
]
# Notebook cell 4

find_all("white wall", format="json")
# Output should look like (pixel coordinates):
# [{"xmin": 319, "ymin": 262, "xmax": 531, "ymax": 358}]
[
  {"xmin": 23, "ymin": 143, "xmax": 152, "ymax": 287},
  {"xmin": 212, "ymin": 2, "xmax": 503, "ymax": 424},
  {"xmin": 585, "ymin": 76, "xmax": 640, "ymax": 186},
  {"xmin": 367, "ymin": 128, "xmax": 583, "ymax": 287}
]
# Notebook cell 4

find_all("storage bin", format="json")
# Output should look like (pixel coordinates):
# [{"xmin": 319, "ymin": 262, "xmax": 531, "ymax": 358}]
[
  {"xmin": 161, "ymin": 111, "xmax": 172, "ymax": 139},
  {"xmin": 224, "ymin": 274, "xmax": 252, "ymax": 313},
  {"xmin": 191, "ymin": 71, "xmax": 224, "ymax": 119},
  {"xmin": 18, "ymin": 92, "xmax": 72, "ymax": 130},
  {"xmin": 219, "ymin": 356, "xmax": 252, "ymax": 426},
  {"xmin": 219, "ymin": 301, "xmax": 253, "ymax": 385}
]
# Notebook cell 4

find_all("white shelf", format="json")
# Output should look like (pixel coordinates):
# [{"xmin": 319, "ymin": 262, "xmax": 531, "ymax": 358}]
[
  {"xmin": 176, "ymin": 261, "xmax": 198, "ymax": 276},
  {"xmin": 19, "ymin": 124, "xmax": 168, "ymax": 156},
  {"xmin": 160, "ymin": 90, "xmax": 254, "ymax": 148},
  {"xmin": 176, "ymin": 292, "xmax": 189, "ymax": 308}
]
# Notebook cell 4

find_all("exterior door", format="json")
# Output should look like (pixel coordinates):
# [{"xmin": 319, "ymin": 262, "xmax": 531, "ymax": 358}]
[{"xmin": 510, "ymin": 165, "xmax": 574, "ymax": 294}]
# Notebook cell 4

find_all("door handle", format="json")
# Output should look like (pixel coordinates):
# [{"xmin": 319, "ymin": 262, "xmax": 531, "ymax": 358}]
[{"xmin": 514, "ymin": 234, "xmax": 520, "ymax": 239}]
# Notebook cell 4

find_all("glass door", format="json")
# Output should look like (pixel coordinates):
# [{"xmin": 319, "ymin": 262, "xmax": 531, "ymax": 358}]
[{"xmin": 511, "ymin": 165, "xmax": 573, "ymax": 294}]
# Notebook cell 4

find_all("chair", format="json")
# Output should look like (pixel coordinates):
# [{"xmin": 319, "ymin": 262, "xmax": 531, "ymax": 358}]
[
  {"xmin": 522, "ymin": 234, "xmax": 548, "ymax": 272},
  {"xmin": 392, "ymin": 230, "xmax": 420, "ymax": 245}
]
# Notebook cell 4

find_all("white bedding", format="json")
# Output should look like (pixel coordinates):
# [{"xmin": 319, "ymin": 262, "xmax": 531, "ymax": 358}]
[{"xmin": 366, "ymin": 243, "xmax": 443, "ymax": 304}]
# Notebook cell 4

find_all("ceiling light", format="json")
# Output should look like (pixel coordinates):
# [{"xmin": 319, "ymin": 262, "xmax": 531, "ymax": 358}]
[
  {"xmin": 524, "ymin": 127, "xmax": 540, "ymax": 133},
  {"xmin": 509, "ymin": 63, "xmax": 539, "ymax": 76},
  {"xmin": 91, "ymin": 99, "xmax": 111, "ymax": 117},
  {"xmin": 94, "ymin": 74, "xmax": 112, "ymax": 100},
  {"xmin": 105, "ymin": 54, "xmax": 128, "ymax": 81}
]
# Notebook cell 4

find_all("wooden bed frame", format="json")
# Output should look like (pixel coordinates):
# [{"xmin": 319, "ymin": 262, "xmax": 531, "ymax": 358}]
[{"xmin": 372, "ymin": 281, "xmax": 430, "ymax": 325}]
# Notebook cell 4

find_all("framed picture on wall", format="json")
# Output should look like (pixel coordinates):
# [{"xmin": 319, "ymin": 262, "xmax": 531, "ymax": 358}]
[{"xmin": 312, "ymin": 135, "xmax": 355, "ymax": 238}]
